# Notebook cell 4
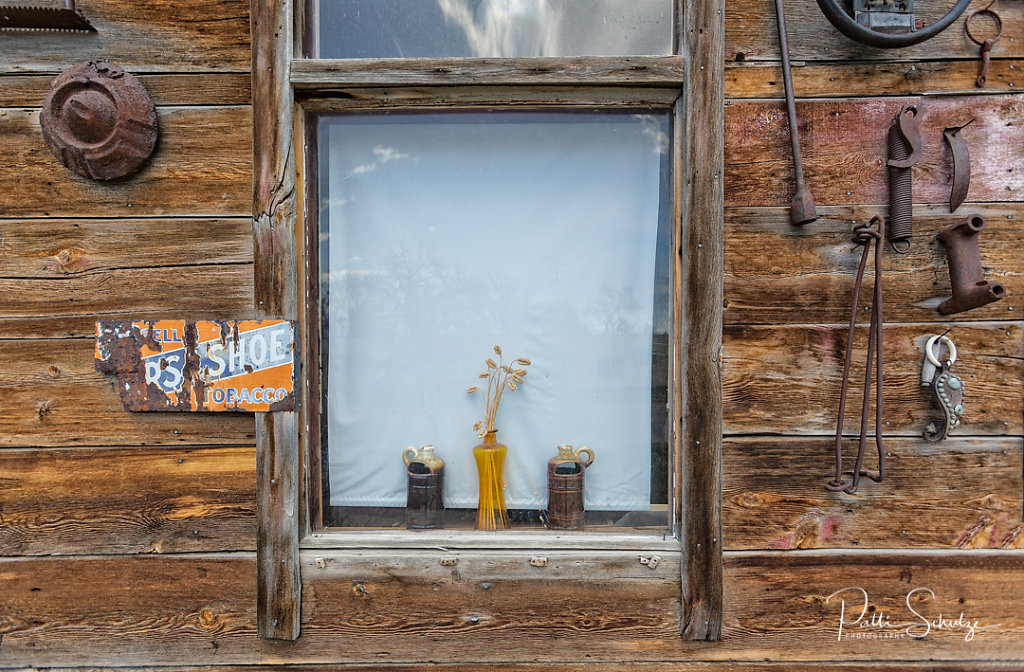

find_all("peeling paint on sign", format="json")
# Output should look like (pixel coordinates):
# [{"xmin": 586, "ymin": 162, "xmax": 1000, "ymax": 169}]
[{"xmin": 95, "ymin": 320, "xmax": 296, "ymax": 412}]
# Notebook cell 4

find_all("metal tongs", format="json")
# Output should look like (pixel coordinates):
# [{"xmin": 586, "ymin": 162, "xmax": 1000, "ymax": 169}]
[{"xmin": 0, "ymin": 0, "xmax": 95, "ymax": 32}]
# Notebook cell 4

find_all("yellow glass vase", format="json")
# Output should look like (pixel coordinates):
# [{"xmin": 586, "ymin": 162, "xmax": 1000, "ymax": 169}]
[{"xmin": 473, "ymin": 430, "xmax": 510, "ymax": 530}]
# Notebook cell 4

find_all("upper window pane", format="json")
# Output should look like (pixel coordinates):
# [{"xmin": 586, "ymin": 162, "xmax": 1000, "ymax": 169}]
[{"xmin": 314, "ymin": 0, "xmax": 674, "ymax": 58}]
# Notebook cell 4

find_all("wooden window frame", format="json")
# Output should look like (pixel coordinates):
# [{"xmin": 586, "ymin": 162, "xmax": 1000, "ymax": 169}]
[{"xmin": 251, "ymin": 0, "xmax": 724, "ymax": 643}]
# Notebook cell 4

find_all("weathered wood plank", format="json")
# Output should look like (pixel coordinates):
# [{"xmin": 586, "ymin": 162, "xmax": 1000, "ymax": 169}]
[
  {"xmin": 1, "ymin": 552, "xmax": 1024, "ymax": 664},
  {"xmin": 0, "ymin": 339, "xmax": 255, "ymax": 447},
  {"xmin": 304, "ymin": 549, "xmax": 682, "ymax": 582},
  {"xmin": 724, "ymin": 95, "xmax": 1024, "ymax": 208},
  {"xmin": 291, "ymin": 56, "xmax": 687, "ymax": 88},
  {"xmin": 723, "ymin": 436, "xmax": 1023, "ymax": 550},
  {"xmin": 722, "ymin": 323, "xmax": 1023, "ymax": 436},
  {"xmin": 681, "ymin": 0, "xmax": 726, "ymax": 642},
  {"xmin": 0, "ymin": 106, "xmax": 251, "ymax": 218},
  {"xmin": 301, "ymin": 529, "xmax": 679, "ymax": 552},
  {"xmin": 17, "ymin": 666, "xmax": 1020, "ymax": 672},
  {"xmin": 0, "ymin": 218, "xmax": 252, "ymax": 278},
  {"xmin": 727, "ymin": 0, "xmax": 1024, "ymax": 62},
  {"xmin": 0, "ymin": 0, "xmax": 250, "ymax": 74},
  {"xmin": 301, "ymin": 549, "xmax": 682, "ymax": 651},
  {"xmin": 0, "ymin": 73, "xmax": 252, "ymax": 107},
  {"xmin": 0, "ymin": 445, "xmax": 255, "ymax": 556},
  {"xmin": 726, "ymin": 60, "xmax": 1024, "ymax": 99},
  {"xmin": 724, "ymin": 550, "xmax": 1024, "ymax": 657},
  {"xmin": 299, "ymin": 86, "xmax": 681, "ymax": 108},
  {"xmin": 724, "ymin": 204, "xmax": 1023, "ymax": 325},
  {"xmin": 0, "ymin": 265, "xmax": 254, "ymax": 339},
  {"xmin": 252, "ymin": 0, "xmax": 301, "ymax": 642}
]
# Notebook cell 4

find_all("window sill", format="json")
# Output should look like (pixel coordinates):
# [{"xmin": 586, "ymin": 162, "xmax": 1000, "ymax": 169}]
[{"xmin": 302, "ymin": 528, "xmax": 680, "ymax": 552}]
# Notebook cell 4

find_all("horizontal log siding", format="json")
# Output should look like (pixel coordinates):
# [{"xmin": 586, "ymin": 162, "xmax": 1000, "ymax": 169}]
[
  {"xmin": 1, "ymin": 0, "xmax": 1023, "ymax": 667},
  {"xmin": 0, "ymin": 552, "xmax": 1022, "ymax": 664}
]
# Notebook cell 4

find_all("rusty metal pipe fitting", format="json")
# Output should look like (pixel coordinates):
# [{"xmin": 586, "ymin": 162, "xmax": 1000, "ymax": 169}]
[{"xmin": 938, "ymin": 215, "xmax": 1007, "ymax": 315}]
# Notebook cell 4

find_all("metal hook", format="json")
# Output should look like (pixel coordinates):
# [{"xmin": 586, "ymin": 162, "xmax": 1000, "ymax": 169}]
[{"xmin": 926, "ymin": 334, "xmax": 958, "ymax": 368}]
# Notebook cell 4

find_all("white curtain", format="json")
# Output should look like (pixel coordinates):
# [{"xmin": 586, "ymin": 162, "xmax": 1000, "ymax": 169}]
[{"xmin": 324, "ymin": 111, "xmax": 668, "ymax": 510}]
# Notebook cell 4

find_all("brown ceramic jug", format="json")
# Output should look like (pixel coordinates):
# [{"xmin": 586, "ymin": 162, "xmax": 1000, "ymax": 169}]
[
  {"xmin": 546, "ymin": 444, "xmax": 594, "ymax": 530},
  {"xmin": 403, "ymin": 445, "xmax": 445, "ymax": 529}
]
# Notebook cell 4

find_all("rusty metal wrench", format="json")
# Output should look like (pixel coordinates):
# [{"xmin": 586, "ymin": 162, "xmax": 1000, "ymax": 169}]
[{"xmin": 775, "ymin": 0, "xmax": 817, "ymax": 225}]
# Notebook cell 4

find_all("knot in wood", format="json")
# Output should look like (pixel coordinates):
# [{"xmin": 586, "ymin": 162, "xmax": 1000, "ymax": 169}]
[{"xmin": 198, "ymin": 608, "xmax": 219, "ymax": 629}]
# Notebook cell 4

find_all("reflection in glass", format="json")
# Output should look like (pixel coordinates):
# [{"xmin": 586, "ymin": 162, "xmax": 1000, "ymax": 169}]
[
  {"xmin": 319, "ymin": 111, "xmax": 671, "ymax": 528},
  {"xmin": 315, "ymin": 0, "xmax": 672, "ymax": 58}
]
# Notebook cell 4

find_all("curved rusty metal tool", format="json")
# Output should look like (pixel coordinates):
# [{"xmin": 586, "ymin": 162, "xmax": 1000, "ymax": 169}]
[
  {"xmin": 966, "ymin": 2, "xmax": 1003, "ymax": 88},
  {"xmin": 886, "ymin": 105, "xmax": 921, "ymax": 253},
  {"xmin": 886, "ymin": 105, "xmax": 923, "ymax": 170},
  {"xmin": 943, "ymin": 119, "xmax": 974, "ymax": 212},
  {"xmin": 938, "ymin": 215, "xmax": 1007, "ymax": 314}
]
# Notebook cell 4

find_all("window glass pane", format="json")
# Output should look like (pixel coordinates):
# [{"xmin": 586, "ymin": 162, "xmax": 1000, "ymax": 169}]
[
  {"xmin": 320, "ymin": 111, "xmax": 671, "ymax": 528},
  {"xmin": 315, "ymin": 0, "xmax": 673, "ymax": 58}
]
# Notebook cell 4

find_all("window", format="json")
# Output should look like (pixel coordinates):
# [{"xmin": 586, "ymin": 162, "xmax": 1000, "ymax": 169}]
[
  {"xmin": 252, "ymin": 0, "xmax": 723, "ymax": 643},
  {"xmin": 317, "ymin": 110, "xmax": 672, "ymax": 529}
]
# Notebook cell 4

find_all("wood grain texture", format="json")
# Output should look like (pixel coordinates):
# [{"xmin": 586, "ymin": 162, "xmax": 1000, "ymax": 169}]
[
  {"xmin": 0, "ymin": 339, "xmax": 255, "ymax": 447},
  {"xmin": 291, "ymin": 56, "xmax": 687, "ymax": 88},
  {"xmin": 298, "ymin": 86, "xmax": 682, "ymax": 108},
  {"xmin": 0, "ymin": 265, "xmax": 255, "ymax": 340},
  {"xmin": 726, "ymin": 60, "xmax": 1024, "ymax": 99},
  {"xmin": 723, "ymin": 204, "xmax": 1024, "ymax": 325},
  {"xmin": 0, "ymin": 218, "xmax": 252, "ymax": 278},
  {"xmin": 722, "ymin": 322, "xmax": 1023, "ymax": 436},
  {"xmin": 299, "ymin": 113, "xmax": 320, "ymax": 537},
  {"xmin": 726, "ymin": 0, "xmax": 1024, "ymax": 62},
  {"xmin": 723, "ymin": 436, "xmax": 1024, "ymax": 550},
  {"xmin": 0, "ymin": 107, "xmax": 251, "ymax": 218},
  {"xmin": 251, "ymin": 0, "xmax": 301, "ymax": 642},
  {"xmin": 0, "ymin": 73, "xmax": 252, "ymax": 108},
  {"xmin": 724, "ymin": 550, "xmax": 1024, "ymax": 658},
  {"xmin": 0, "ymin": 0, "xmax": 250, "ymax": 74},
  {"xmin": 0, "ymin": 445, "xmax": 255, "ymax": 556},
  {"xmin": 1, "ymin": 552, "xmax": 1023, "ymax": 664},
  {"xmin": 681, "ymin": 0, "xmax": 726, "ymax": 642},
  {"xmin": 19, "ymin": 666, "xmax": 1023, "ymax": 672},
  {"xmin": 724, "ymin": 95, "xmax": 1024, "ymax": 208}
]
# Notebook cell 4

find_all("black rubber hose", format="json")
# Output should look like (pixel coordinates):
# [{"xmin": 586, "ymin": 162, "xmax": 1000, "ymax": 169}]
[{"xmin": 816, "ymin": 0, "xmax": 973, "ymax": 48}]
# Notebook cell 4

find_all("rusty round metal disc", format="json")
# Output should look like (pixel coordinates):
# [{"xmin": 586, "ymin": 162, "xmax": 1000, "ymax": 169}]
[{"xmin": 40, "ymin": 61, "xmax": 158, "ymax": 181}]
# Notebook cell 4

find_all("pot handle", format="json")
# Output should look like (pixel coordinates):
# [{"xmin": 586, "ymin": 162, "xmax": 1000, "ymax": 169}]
[
  {"xmin": 402, "ymin": 446, "xmax": 417, "ymax": 466},
  {"xmin": 575, "ymin": 446, "xmax": 594, "ymax": 468}
]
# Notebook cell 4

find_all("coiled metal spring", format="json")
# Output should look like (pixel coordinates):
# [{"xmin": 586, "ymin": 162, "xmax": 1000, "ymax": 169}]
[{"xmin": 887, "ymin": 122, "xmax": 913, "ymax": 252}]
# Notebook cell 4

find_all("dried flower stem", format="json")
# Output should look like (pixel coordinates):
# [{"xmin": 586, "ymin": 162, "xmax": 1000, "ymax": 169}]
[{"xmin": 469, "ymin": 345, "xmax": 530, "ymax": 435}]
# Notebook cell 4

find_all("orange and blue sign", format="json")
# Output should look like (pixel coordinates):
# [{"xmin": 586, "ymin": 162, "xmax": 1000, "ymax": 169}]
[{"xmin": 95, "ymin": 319, "xmax": 296, "ymax": 412}]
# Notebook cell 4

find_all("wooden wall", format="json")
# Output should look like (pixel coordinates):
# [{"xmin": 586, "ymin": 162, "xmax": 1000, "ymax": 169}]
[{"xmin": 1, "ymin": 0, "xmax": 1023, "ymax": 668}]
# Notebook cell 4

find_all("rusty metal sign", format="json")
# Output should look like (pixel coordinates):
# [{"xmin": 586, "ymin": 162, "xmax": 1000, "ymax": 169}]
[{"xmin": 95, "ymin": 320, "xmax": 296, "ymax": 412}]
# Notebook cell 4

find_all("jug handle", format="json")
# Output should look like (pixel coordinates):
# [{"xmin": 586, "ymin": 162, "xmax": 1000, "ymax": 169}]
[
  {"xmin": 402, "ymin": 446, "xmax": 417, "ymax": 466},
  {"xmin": 575, "ymin": 446, "xmax": 594, "ymax": 468}
]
